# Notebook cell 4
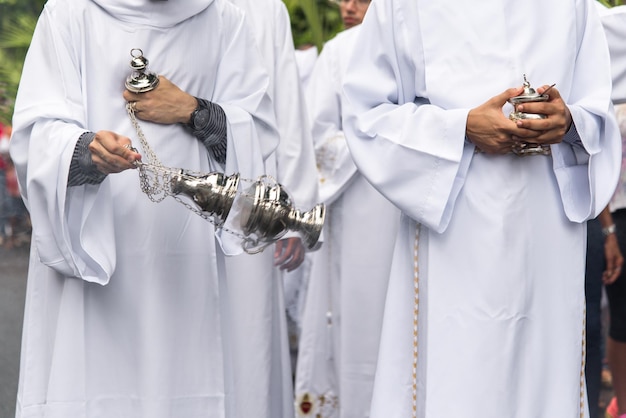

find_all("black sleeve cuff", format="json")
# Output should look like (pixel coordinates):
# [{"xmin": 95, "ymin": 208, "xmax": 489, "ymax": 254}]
[{"xmin": 67, "ymin": 132, "xmax": 107, "ymax": 187}]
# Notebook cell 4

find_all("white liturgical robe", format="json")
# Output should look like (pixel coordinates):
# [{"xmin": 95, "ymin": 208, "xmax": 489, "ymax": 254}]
[
  {"xmin": 295, "ymin": 26, "xmax": 401, "ymax": 418},
  {"xmin": 219, "ymin": 0, "xmax": 320, "ymax": 417},
  {"xmin": 342, "ymin": 0, "xmax": 622, "ymax": 417},
  {"xmin": 10, "ymin": 0, "xmax": 278, "ymax": 417}
]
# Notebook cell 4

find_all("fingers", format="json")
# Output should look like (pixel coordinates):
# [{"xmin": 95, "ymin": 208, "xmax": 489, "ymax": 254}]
[
  {"xmin": 274, "ymin": 237, "xmax": 305, "ymax": 272},
  {"xmin": 537, "ymin": 84, "xmax": 559, "ymax": 99},
  {"xmin": 511, "ymin": 87, "xmax": 572, "ymax": 144},
  {"xmin": 123, "ymin": 76, "xmax": 196, "ymax": 125},
  {"xmin": 602, "ymin": 249, "xmax": 624, "ymax": 285},
  {"xmin": 602, "ymin": 265, "xmax": 622, "ymax": 285},
  {"xmin": 89, "ymin": 131, "xmax": 141, "ymax": 174}
]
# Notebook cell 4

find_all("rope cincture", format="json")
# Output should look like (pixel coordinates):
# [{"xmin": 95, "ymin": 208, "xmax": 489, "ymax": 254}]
[{"xmin": 412, "ymin": 225, "xmax": 420, "ymax": 418}]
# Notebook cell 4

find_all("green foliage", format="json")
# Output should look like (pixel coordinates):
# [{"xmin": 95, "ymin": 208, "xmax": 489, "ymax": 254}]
[
  {"xmin": 284, "ymin": 0, "xmax": 343, "ymax": 51},
  {"xmin": 0, "ymin": 0, "xmax": 44, "ymax": 126}
]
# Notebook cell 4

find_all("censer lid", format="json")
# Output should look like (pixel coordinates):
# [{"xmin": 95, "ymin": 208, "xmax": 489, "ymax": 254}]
[
  {"xmin": 508, "ymin": 74, "xmax": 548, "ymax": 104},
  {"xmin": 125, "ymin": 48, "xmax": 160, "ymax": 93}
]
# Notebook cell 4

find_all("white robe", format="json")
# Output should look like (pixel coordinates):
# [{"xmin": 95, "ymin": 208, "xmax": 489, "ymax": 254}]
[
  {"xmin": 341, "ymin": 1, "xmax": 622, "ymax": 417},
  {"xmin": 295, "ymin": 26, "xmax": 401, "ymax": 418},
  {"xmin": 598, "ymin": 5, "xmax": 626, "ymax": 105},
  {"xmin": 220, "ymin": 1, "xmax": 320, "ymax": 418},
  {"xmin": 10, "ymin": 0, "xmax": 278, "ymax": 417},
  {"xmin": 295, "ymin": 47, "xmax": 319, "ymax": 94}
]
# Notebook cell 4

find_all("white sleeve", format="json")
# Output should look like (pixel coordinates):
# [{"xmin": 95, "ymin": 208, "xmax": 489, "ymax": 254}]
[
  {"xmin": 10, "ymin": 9, "xmax": 116, "ymax": 284},
  {"xmin": 307, "ymin": 35, "xmax": 359, "ymax": 205},
  {"xmin": 342, "ymin": 0, "xmax": 470, "ymax": 232}
]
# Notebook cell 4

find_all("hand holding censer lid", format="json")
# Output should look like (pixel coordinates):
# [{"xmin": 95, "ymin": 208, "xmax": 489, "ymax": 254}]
[{"xmin": 507, "ymin": 74, "xmax": 550, "ymax": 121}]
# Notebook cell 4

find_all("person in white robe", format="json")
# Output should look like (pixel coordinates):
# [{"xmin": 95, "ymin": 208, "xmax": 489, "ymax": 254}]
[
  {"xmin": 9, "ymin": 0, "xmax": 281, "ymax": 417},
  {"xmin": 216, "ymin": 1, "xmax": 321, "ymax": 417},
  {"xmin": 599, "ymin": 5, "xmax": 626, "ymax": 106},
  {"xmin": 341, "ymin": 0, "xmax": 622, "ymax": 417},
  {"xmin": 288, "ymin": 42, "xmax": 319, "ymax": 377},
  {"xmin": 294, "ymin": 1, "xmax": 401, "ymax": 416}
]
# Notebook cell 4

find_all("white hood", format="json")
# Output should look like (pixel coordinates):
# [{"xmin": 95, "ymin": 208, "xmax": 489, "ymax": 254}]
[{"xmin": 91, "ymin": 0, "xmax": 214, "ymax": 28}]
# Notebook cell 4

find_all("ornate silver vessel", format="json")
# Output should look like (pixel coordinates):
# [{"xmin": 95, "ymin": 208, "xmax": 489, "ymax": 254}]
[
  {"xmin": 239, "ymin": 176, "xmax": 325, "ymax": 253},
  {"xmin": 170, "ymin": 171, "xmax": 240, "ymax": 222},
  {"xmin": 508, "ymin": 74, "xmax": 549, "ymax": 121},
  {"xmin": 125, "ymin": 48, "xmax": 160, "ymax": 93},
  {"xmin": 168, "ymin": 172, "xmax": 325, "ymax": 253},
  {"xmin": 507, "ymin": 75, "xmax": 551, "ymax": 156}
]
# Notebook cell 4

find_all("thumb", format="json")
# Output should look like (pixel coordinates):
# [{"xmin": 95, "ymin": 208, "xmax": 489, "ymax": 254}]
[
  {"xmin": 491, "ymin": 86, "xmax": 524, "ymax": 107},
  {"xmin": 537, "ymin": 84, "xmax": 560, "ymax": 100}
]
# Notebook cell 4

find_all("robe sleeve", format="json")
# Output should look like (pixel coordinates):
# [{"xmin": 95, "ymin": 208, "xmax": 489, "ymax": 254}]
[
  {"xmin": 342, "ymin": 0, "xmax": 470, "ymax": 233},
  {"xmin": 10, "ymin": 8, "xmax": 117, "ymax": 284},
  {"xmin": 343, "ymin": 0, "xmax": 620, "ymax": 230},
  {"xmin": 307, "ymin": 31, "xmax": 359, "ymax": 205},
  {"xmin": 550, "ymin": 0, "xmax": 621, "ymax": 222},
  {"xmin": 212, "ymin": 10, "xmax": 277, "ymax": 181}
]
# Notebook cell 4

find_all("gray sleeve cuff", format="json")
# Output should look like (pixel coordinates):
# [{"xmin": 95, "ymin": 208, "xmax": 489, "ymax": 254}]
[
  {"xmin": 563, "ymin": 121, "xmax": 582, "ymax": 146},
  {"xmin": 189, "ymin": 98, "xmax": 227, "ymax": 164},
  {"xmin": 67, "ymin": 132, "xmax": 107, "ymax": 187}
]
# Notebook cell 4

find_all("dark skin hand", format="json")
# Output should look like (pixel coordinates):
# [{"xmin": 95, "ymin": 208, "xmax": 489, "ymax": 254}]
[
  {"xmin": 274, "ymin": 237, "xmax": 305, "ymax": 272},
  {"xmin": 89, "ymin": 130, "xmax": 141, "ymax": 175},
  {"xmin": 603, "ymin": 233, "xmax": 623, "ymax": 285},
  {"xmin": 598, "ymin": 207, "xmax": 624, "ymax": 285},
  {"xmin": 466, "ymin": 85, "xmax": 573, "ymax": 153}
]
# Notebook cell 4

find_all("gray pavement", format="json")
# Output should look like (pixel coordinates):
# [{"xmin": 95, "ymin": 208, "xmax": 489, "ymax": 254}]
[{"xmin": 0, "ymin": 244, "xmax": 28, "ymax": 418}]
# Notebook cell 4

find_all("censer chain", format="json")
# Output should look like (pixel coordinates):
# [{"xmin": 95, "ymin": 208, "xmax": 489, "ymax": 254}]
[{"xmin": 125, "ymin": 103, "xmax": 266, "ymax": 247}]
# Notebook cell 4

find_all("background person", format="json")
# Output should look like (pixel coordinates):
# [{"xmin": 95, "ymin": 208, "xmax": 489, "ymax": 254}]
[{"xmin": 294, "ymin": 0, "xmax": 402, "ymax": 417}]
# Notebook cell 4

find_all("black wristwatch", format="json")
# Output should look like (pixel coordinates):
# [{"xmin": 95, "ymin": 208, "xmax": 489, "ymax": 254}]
[{"xmin": 188, "ymin": 99, "xmax": 211, "ymax": 131}]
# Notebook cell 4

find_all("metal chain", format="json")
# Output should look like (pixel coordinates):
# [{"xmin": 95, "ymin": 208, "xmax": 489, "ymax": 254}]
[{"xmin": 124, "ymin": 102, "xmax": 268, "ymax": 247}]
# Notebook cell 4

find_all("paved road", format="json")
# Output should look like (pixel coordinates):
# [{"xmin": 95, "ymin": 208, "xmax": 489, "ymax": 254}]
[{"xmin": 0, "ymin": 244, "xmax": 28, "ymax": 418}]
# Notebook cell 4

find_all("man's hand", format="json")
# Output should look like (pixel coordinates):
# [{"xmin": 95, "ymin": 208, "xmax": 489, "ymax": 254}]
[
  {"xmin": 89, "ymin": 130, "xmax": 141, "ymax": 174},
  {"xmin": 274, "ymin": 237, "xmax": 305, "ymax": 272},
  {"xmin": 466, "ymin": 87, "xmax": 527, "ymax": 154},
  {"xmin": 603, "ymin": 233, "xmax": 624, "ymax": 285},
  {"xmin": 122, "ymin": 75, "xmax": 197, "ymax": 125},
  {"xmin": 512, "ymin": 85, "xmax": 573, "ymax": 145}
]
